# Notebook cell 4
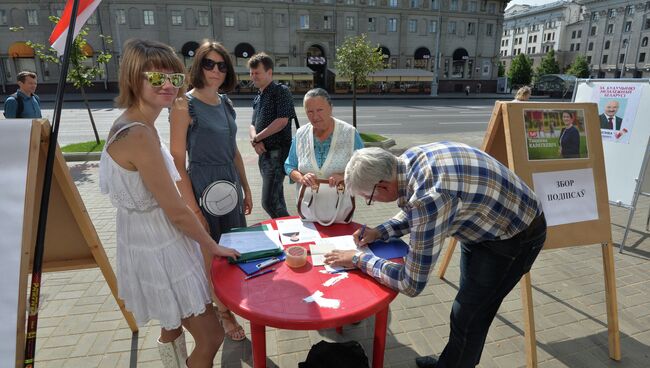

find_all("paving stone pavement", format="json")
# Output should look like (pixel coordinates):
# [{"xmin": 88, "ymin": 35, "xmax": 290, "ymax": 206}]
[{"xmin": 33, "ymin": 130, "xmax": 650, "ymax": 368}]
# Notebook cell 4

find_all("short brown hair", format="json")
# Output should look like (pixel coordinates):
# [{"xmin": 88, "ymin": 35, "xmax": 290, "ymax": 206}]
[
  {"xmin": 115, "ymin": 39, "xmax": 186, "ymax": 108},
  {"xmin": 17, "ymin": 71, "xmax": 37, "ymax": 83},
  {"xmin": 188, "ymin": 41, "xmax": 237, "ymax": 92},
  {"xmin": 247, "ymin": 52, "xmax": 274, "ymax": 71}
]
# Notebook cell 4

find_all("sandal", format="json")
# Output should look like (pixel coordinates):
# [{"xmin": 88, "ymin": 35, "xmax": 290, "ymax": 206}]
[{"xmin": 217, "ymin": 309, "xmax": 246, "ymax": 341}]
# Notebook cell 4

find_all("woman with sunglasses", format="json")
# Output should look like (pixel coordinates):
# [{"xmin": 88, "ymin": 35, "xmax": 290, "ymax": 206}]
[
  {"xmin": 100, "ymin": 39, "xmax": 239, "ymax": 367},
  {"xmin": 170, "ymin": 41, "xmax": 251, "ymax": 342}
]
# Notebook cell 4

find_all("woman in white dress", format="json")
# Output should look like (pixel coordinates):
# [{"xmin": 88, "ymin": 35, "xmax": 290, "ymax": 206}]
[{"xmin": 99, "ymin": 39, "xmax": 239, "ymax": 367}]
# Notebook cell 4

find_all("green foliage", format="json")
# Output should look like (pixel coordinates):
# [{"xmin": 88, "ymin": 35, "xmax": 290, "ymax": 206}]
[
  {"xmin": 535, "ymin": 49, "xmax": 561, "ymax": 80},
  {"xmin": 566, "ymin": 54, "xmax": 590, "ymax": 78},
  {"xmin": 498, "ymin": 62, "xmax": 505, "ymax": 77},
  {"xmin": 508, "ymin": 53, "xmax": 533, "ymax": 86},
  {"xmin": 335, "ymin": 34, "xmax": 384, "ymax": 88},
  {"xmin": 359, "ymin": 132, "xmax": 388, "ymax": 143},
  {"xmin": 61, "ymin": 140, "xmax": 105, "ymax": 153},
  {"xmin": 14, "ymin": 16, "xmax": 112, "ymax": 89}
]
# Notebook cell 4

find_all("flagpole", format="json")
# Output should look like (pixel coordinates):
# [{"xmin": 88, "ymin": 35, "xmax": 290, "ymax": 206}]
[{"xmin": 23, "ymin": 0, "xmax": 81, "ymax": 366}]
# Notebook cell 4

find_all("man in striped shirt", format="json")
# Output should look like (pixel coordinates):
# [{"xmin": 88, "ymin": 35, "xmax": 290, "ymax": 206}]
[{"xmin": 325, "ymin": 143, "xmax": 547, "ymax": 368}]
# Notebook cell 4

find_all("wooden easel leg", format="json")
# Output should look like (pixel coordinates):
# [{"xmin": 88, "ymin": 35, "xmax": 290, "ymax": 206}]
[
  {"xmin": 437, "ymin": 238, "xmax": 457, "ymax": 279},
  {"xmin": 602, "ymin": 242, "xmax": 621, "ymax": 360},
  {"xmin": 520, "ymin": 273, "xmax": 537, "ymax": 368}
]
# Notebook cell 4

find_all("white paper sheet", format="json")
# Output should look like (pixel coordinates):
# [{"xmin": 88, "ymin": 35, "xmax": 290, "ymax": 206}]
[
  {"xmin": 276, "ymin": 218, "xmax": 322, "ymax": 245},
  {"xmin": 218, "ymin": 230, "xmax": 282, "ymax": 253},
  {"xmin": 532, "ymin": 168, "xmax": 599, "ymax": 226},
  {"xmin": 310, "ymin": 235, "xmax": 358, "ymax": 266},
  {"xmin": 303, "ymin": 290, "xmax": 341, "ymax": 309}
]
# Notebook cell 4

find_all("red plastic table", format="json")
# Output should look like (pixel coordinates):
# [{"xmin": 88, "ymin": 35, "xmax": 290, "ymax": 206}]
[{"xmin": 211, "ymin": 219, "xmax": 398, "ymax": 368}]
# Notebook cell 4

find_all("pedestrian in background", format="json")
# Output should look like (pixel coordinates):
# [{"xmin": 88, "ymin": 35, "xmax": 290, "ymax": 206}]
[
  {"xmin": 170, "ymin": 40, "xmax": 251, "ymax": 342},
  {"xmin": 3, "ymin": 71, "xmax": 42, "ymax": 119},
  {"xmin": 248, "ymin": 52, "xmax": 297, "ymax": 218},
  {"xmin": 99, "ymin": 39, "xmax": 239, "ymax": 367}
]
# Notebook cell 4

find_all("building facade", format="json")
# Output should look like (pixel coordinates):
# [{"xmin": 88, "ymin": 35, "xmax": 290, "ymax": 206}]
[{"xmin": 1, "ymin": 0, "xmax": 508, "ymax": 94}]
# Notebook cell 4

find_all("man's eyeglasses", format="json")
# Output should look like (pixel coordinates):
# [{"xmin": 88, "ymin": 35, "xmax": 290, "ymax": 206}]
[
  {"xmin": 201, "ymin": 58, "xmax": 228, "ymax": 73},
  {"xmin": 143, "ymin": 72, "xmax": 185, "ymax": 88},
  {"xmin": 366, "ymin": 183, "xmax": 379, "ymax": 205}
]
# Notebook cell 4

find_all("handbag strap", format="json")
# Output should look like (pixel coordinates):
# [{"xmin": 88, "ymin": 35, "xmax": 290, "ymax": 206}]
[{"xmin": 298, "ymin": 179, "xmax": 352, "ymax": 226}]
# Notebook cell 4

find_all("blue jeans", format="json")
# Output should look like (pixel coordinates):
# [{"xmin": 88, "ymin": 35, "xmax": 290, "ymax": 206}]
[
  {"xmin": 437, "ymin": 214, "xmax": 547, "ymax": 368},
  {"xmin": 258, "ymin": 147, "xmax": 290, "ymax": 219}
]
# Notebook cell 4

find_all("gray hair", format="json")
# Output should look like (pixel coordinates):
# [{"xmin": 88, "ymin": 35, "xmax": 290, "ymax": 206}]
[
  {"xmin": 303, "ymin": 88, "xmax": 332, "ymax": 106},
  {"xmin": 345, "ymin": 147, "xmax": 397, "ymax": 195}
]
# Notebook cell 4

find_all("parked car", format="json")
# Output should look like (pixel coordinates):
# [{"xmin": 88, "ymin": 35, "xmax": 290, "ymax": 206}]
[{"xmin": 533, "ymin": 74, "xmax": 576, "ymax": 98}]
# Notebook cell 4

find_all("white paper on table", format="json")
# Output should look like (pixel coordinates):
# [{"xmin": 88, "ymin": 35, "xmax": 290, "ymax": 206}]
[
  {"xmin": 310, "ymin": 235, "xmax": 358, "ymax": 266},
  {"xmin": 218, "ymin": 230, "xmax": 282, "ymax": 253},
  {"xmin": 303, "ymin": 290, "xmax": 341, "ymax": 309},
  {"xmin": 276, "ymin": 218, "xmax": 322, "ymax": 245},
  {"xmin": 323, "ymin": 272, "xmax": 349, "ymax": 287},
  {"xmin": 532, "ymin": 168, "xmax": 598, "ymax": 226}
]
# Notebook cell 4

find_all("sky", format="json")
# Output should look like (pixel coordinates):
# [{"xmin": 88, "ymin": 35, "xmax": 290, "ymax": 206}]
[{"xmin": 506, "ymin": 0, "xmax": 557, "ymax": 9}]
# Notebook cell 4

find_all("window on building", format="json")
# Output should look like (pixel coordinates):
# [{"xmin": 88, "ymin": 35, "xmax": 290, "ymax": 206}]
[
  {"xmin": 572, "ymin": 30, "xmax": 576, "ymax": 39},
  {"xmin": 368, "ymin": 0, "xmax": 377, "ymax": 5},
  {"xmin": 300, "ymin": 15, "xmax": 309, "ymax": 29},
  {"xmin": 576, "ymin": 43, "xmax": 580, "ymax": 51},
  {"xmin": 143, "ymin": 10, "xmax": 155, "ymax": 25},
  {"xmin": 346, "ymin": 16, "xmax": 355, "ymax": 30},
  {"xmin": 116, "ymin": 9, "xmax": 126, "ymax": 25},
  {"xmin": 467, "ymin": 22, "xmax": 475, "ymax": 35},
  {"xmin": 624, "ymin": 21, "xmax": 632, "ymax": 32},
  {"xmin": 591, "ymin": 12, "xmax": 598, "ymax": 21},
  {"xmin": 528, "ymin": 35, "xmax": 533, "ymax": 43},
  {"xmin": 643, "ymin": 37, "xmax": 649, "ymax": 47},
  {"xmin": 577, "ymin": 30, "xmax": 581, "ymax": 38},
  {"xmin": 251, "ymin": 13, "xmax": 261, "ymax": 27},
  {"xmin": 429, "ymin": 20, "xmax": 437, "ymax": 33},
  {"xmin": 602, "ymin": 54, "xmax": 608, "ymax": 64},
  {"xmin": 87, "ymin": 12, "xmax": 97, "ymax": 25},
  {"xmin": 590, "ymin": 26, "xmax": 597, "ymax": 35},
  {"xmin": 324, "ymin": 15, "xmax": 332, "ymax": 30},
  {"xmin": 448, "ymin": 21, "xmax": 456, "ymax": 34},
  {"xmin": 533, "ymin": 35, "xmax": 537, "ymax": 42},
  {"xmin": 389, "ymin": 0, "xmax": 398, "ymax": 8},
  {"xmin": 619, "ymin": 53, "xmax": 625, "ymax": 63},
  {"xmin": 487, "ymin": 3, "xmax": 496, "ymax": 14},
  {"xmin": 0, "ymin": 10, "xmax": 6, "ymax": 25},
  {"xmin": 431, "ymin": 0, "xmax": 438, "ymax": 10},
  {"xmin": 388, "ymin": 18, "xmax": 397, "ymax": 32},
  {"xmin": 276, "ymin": 13, "xmax": 286, "ymax": 27},
  {"xmin": 640, "ymin": 53, "xmax": 646, "ymax": 62},
  {"xmin": 486, "ymin": 23, "xmax": 493, "ymax": 36},
  {"xmin": 588, "ymin": 42, "xmax": 593, "ymax": 51},
  {"xmin": 626, "ymin": 5, "xmax": 634, "ymax": 15},
  {"xmin": 586, "ymin": 56, "xmax": 591, "ymax": 63},
  {"xmin": 607, "ymin": 24, "xmax": 613, "ymax": 34},
  {"xmin": 570, "ymin": 44, "xmax": 575, "ymax": 51},
  {"xmin": 450, "ymin": 0, "xmax": 458, "ymax": 11},
  {"xmin": 198, "ymin": 11, "xmax": 209, "ymax": 26},
  {"xmin": 346, "ymin": 0, "xmax": 355, "ymax": 4},
  {"xmin": 410, "ymin": 0, "xmax": 421, "ymax": 8},
  {"xmin": 469, "ymin": 1, "xmax": 477, "ymax": 12},
  {"xmin": 27, "ymin": 9, "xmax": 38, "ymax": 25},
  {"xmin": 171, "ymin": 10, "xmax": 182, "ymax": 26},
  {"xmin": 224, "ymin": 13, "xmax": 234, "ymax": 27},
  {"xmin": 532, "ymin": 46, "xmax": 536, "ymax": 53},
  {"xmin": 605, "ymin": 40, "xmax": 610, "ymax": 49},
  {"xmin": 409, "ymin": 19, "xmax": 417, "ymax": 32},
  {"xmin": 608, "ymin": 9, "xmax": 616, "ymax": 18}
]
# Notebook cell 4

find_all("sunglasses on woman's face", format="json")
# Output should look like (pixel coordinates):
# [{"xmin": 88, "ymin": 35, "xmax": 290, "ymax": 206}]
[
  {"xmin": 201, "ymin": 58, "xmax": 228, "ymax": 73},
  {"xmin": 143, "ymin": 72, "xmax": 185, "ymax": 88}
]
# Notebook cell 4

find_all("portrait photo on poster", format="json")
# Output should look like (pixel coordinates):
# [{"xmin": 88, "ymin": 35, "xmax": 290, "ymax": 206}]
[
  {"xmin": 591, "ymin": 82, "xmax": 643, "ymax": 144},
  {"xmin": 524, "ymin": 109, "xmax": 589, "ymax": 160}
]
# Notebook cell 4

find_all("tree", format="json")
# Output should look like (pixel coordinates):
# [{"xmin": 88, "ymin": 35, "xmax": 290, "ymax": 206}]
[
  {"xmin": 535, "ymin": 49, "xmax": 561, "ymax": 81},
  {"xmin": 335, "ymin": 34, "xmax": 384, "ymax": 128},
  {"xmin": 508, "ymin": 53, "xmax": 533, "ymax": 87},
  {"xmin": 498, "ymin": 62, "xmax": 506, "ymax": 77},
  {"xmin": 566, "ymin": 54, "xmax": 590, "ymax": 78},
  {"xmin": 12, "ymin": 16, "xmax": 112, "ymax": 144}
]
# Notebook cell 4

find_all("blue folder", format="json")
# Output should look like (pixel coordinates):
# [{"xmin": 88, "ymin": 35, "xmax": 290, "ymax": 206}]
[
  {"xmin": 368, "ymin": 238, "xmax": 409, "ymax": 259},
  {"xmin": 236, "ymin": 253, "xmax": 286, "ymax": 275}
]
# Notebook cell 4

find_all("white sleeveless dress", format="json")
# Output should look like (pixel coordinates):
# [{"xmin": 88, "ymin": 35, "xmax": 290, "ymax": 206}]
[{"xmin": 99, "ymin": 122, "xmax": 211, "ymax": 330}]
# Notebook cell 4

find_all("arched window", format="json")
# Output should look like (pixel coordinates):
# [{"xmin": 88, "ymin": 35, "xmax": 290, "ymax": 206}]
[{"xmin": 643, "ymin": 37, "xmax": 649, "ymax": 47}]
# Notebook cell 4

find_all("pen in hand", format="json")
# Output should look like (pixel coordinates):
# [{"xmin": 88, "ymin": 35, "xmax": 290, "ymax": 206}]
[
  {"xmin": 245, "ymin": 268, "xmax": 276, "ymax": 280},
  {"xmin": 359, "ymin": 224, "xmax": 367, "ymax": 244}
]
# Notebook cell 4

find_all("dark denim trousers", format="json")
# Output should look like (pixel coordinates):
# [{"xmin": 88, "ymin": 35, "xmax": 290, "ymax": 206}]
[
  {"xmin": 258, "ymin": 147, "xmax": 290, "ymax": 219},
  {"xmin": 437, "ymin": 214, "xmax": 547, "ymax": 368}
]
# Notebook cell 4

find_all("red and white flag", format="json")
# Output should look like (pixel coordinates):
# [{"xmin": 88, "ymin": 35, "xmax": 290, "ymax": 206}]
[{"xmin": 49, "ymin": 0, "xmax": 102, "ymax": 55}]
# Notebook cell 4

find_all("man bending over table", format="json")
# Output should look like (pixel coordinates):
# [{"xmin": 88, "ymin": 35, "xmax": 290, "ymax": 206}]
[{"xmin": 324, "ymin": 143, "xmax": 547, "ymax": 368}]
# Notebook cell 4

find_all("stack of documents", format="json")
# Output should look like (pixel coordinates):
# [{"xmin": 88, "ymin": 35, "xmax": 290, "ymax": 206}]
[
  {"xmin": 220, "ymin": 227, "xmax": 283, "ymax": 264},
  {"xmin": 276, "ymin": 218, "xmax": 322, "ymax": 245},
  {"xmin": 310, "ymin": 235, "xmax": 358, "ymax": 266}
]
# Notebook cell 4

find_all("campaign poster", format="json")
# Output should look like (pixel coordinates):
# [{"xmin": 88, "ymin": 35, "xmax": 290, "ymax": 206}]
[
  {"xmin": 524, "ymin": 109, "xmax": 588, "ymax": 160},
  {"xmin": 591, "ymin": 83, "xmax": 643, "ymax": 144},
  {"xmin": 532, "ymin": 168, "xmax": 598, "ymax": 226}
]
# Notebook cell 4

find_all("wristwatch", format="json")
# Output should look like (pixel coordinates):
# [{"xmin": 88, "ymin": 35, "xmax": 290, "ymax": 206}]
[{"xmin": 351, "ymin": 251, "xmax": 363, "ymax": 268}]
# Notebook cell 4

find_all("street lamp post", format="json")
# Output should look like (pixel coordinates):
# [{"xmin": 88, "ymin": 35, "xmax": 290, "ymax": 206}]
[{"xmin": 430, "ymin": 11, "xmax": 441, "ymax": 96}]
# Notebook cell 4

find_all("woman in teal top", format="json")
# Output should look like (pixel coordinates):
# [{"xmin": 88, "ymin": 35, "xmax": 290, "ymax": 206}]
[{"xmin": 170, "ymin": 41, "xmax": 251, "ymax": 341}]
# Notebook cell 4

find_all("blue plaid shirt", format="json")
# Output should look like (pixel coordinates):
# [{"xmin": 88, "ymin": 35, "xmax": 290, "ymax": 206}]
[{"xmin": 356, "ymin": 142, "xmax": 541, "ymax": 297}]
